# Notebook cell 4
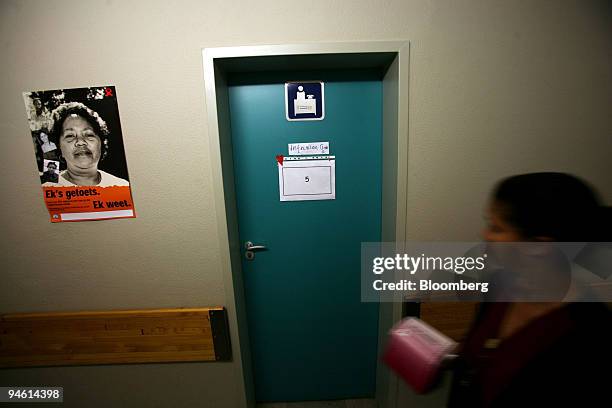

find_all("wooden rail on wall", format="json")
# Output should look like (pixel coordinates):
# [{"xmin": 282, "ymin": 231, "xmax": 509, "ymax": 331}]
[{"xmin": 0, "ymin": 307, "xmax": 231, "ymax": 368}]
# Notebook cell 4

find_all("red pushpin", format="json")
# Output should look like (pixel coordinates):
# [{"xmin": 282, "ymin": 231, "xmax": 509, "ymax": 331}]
[{"xmin": 276, "ymin": 155, "xmax": 284, "ymax": 166}]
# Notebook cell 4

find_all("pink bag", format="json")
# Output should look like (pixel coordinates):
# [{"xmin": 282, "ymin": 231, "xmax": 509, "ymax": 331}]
[{"xmin": 383, "ymin": 317, "xmax": 457, "ymax": 393}]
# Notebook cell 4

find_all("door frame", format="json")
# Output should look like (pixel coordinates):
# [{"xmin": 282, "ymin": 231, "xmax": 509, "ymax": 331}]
[{"xmin": 202, "ymin": 41, "xmax": 410, "ymax": 408}]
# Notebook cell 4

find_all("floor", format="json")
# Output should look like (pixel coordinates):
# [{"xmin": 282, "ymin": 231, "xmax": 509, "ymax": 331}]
[{"xmin": 257, "ymin": 399, "xmax": 377, "ymax": 408}]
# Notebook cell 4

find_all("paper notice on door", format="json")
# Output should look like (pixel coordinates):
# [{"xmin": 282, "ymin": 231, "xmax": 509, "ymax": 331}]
[
  {"xmin": 278, "ymin": 156, "xmax": 335, "ymax": 201},
  {"xmin": 288, "ymin": 142, "xmax": 329, "ymax": 156}
]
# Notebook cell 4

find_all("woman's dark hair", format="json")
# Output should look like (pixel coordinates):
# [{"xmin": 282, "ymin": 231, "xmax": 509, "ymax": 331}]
[
  {"xmin": 50, "ymin": 102, "xmax": 110, "ymax": 161},
  {"xmin": 492, "ymin": 172, "xmax": 607, "ymax": 241}
]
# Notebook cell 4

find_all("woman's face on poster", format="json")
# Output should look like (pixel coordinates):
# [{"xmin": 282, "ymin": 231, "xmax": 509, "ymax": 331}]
[
  {"xmin": 39, "ymin": 132, "xmax": 49, "ymax": 143},
  {"xmin": 59, "ymin": 114, "xmax": 102, "ymax": 171}
]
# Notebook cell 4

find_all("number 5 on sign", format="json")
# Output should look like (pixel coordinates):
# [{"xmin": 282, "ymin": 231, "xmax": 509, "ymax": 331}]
[{"xmin": 277, "ymin": 156, "xmax": 336, "ymax": 202}]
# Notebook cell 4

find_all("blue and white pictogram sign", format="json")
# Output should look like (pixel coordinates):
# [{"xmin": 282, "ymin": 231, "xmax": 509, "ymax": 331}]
[{"xmin": 285, "ymin": 81, "xmax": 325, "ymax": 121}]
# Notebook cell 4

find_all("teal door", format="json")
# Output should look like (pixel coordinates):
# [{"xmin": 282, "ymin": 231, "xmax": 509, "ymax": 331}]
[{"xmin": 228, "ymin": 70, "xmax": 382, "ymax": 402}]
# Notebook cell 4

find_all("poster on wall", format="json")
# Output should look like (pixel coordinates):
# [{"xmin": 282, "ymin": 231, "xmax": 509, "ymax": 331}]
[{"xmin": 23, "ymin": 85, "xmax": 136, "ymax": 223}]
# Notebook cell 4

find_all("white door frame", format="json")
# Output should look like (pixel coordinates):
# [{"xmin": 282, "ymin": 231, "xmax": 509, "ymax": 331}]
[{"xmin": 202, "ymin": 41, "xmax": 410, "ymax": 408}]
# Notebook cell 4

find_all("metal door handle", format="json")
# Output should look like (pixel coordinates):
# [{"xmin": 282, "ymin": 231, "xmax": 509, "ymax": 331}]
[
  {"xmin": 245, "ymin": 241, "xmax": 267, "ymax": 260},
  {"xmin": 245, "ymin": 241, "xmax": 267, "ymax": 251}
]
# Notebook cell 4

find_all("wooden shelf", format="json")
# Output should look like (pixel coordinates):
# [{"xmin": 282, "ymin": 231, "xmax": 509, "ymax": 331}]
[{"xmin": 0, "ymin": 307, "xmax": 231, "ymax": 368}]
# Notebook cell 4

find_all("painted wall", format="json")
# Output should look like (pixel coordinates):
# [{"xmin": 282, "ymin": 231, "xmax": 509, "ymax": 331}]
[{"xmin": 0, "ymin": 1, "xmax": 610, "ymax": 407}]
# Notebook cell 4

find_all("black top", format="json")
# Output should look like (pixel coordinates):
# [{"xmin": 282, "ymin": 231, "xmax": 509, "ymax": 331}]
[{"xmin": 448, "ymin": 302, "xmax": 612, "ymax": 407}]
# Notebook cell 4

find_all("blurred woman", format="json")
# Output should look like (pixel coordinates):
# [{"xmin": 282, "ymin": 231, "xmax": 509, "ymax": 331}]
[{"xmin": 448, "ymin": 172, "xmax": 611, "ymax": 407}]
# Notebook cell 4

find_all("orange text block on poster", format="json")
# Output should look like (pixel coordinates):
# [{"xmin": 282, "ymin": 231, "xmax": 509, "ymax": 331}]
[{"xmin": 42, "ymin": 186, "xmax": 136, "ymax": 222}]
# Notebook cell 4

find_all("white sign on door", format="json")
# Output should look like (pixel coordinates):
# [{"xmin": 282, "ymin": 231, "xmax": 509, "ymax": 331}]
[
  {"xmin": 278, "ymin": 156, "xmax": 335, "ymax": 202},
  {"xmin": 288, "ymin": 142, "xmax": 330, "ymax": 156}
]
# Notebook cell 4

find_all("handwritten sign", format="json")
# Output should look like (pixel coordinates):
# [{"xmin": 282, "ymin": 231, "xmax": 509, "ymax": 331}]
[
  {"xmin": 288, "ymin": 142, "xmax": 330, "ymax": 156},
  {"xmin": 277, "ymin": 156, "xmax": 336, "ymax": 202}
]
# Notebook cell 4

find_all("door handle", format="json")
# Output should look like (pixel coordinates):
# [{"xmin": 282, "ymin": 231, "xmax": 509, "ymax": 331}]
[
  {"xmin": 245, "ymin": 241, "xmax": 267, "ymax": 251},
  {"xmin": 245, "ymin": 241, "xmax": 267, "ymax": 260}
]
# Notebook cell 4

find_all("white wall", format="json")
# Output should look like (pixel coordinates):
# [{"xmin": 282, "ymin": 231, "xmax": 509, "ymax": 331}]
[{"xmin": 0, "ymin": 1, "xmax": 610, "ymax": 407}]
